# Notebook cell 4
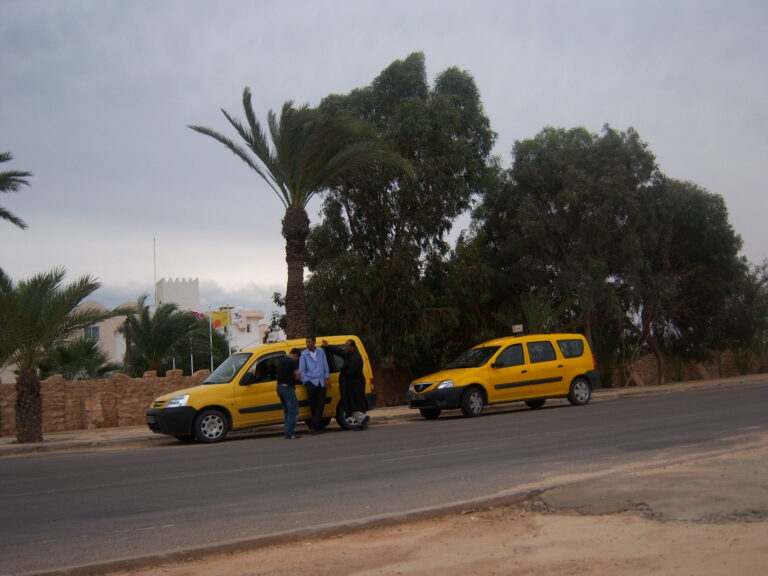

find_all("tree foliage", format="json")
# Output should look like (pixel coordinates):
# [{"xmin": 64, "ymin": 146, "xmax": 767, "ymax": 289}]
[
  {"xmin": 305, "ymin": 53, "xmax": 496, "ymax": 372},
  {"xmin": 473, "ymin": 125, "xmax": 748, "ymax": 384},
  {"xmin": 120, "ymin": 295, "xmax": 199, "ymax": 376},
  {"xmin": 39, "ymin": 338, "xmax": 119, "ymax": 380},
  {"xmin": 0, "ymin": 151, "xmax": 31, "ymax": 229}
]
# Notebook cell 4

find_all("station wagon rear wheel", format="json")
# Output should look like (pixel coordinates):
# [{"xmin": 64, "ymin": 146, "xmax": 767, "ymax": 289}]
[
  {"xmin": 460, "ymin": 388, "xmax": 485, "ymax": 418},
  {"xmin": 568, "ymin": 378, "xmax": 592, "ymax": 406},
  {"xmin": 193, "ymin": 409, "xmax": 228, "ymax": 443},
  {"xmin": 419, "ymin": 408, "xmax": 441, "ymax": 419}
]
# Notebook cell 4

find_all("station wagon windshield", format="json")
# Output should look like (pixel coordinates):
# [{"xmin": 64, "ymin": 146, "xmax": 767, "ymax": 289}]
[
  {"xmin": 203, "ymin": 352, "xmax": 252, "ymax": 384},
  {"xmin": 445, "ymin": 346, "xmax": 500, "ymax": 369}
]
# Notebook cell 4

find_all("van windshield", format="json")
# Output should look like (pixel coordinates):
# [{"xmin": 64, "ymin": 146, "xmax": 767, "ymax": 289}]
[
  {"xmin": 445, "ymin": 346, "xmax": 500, "ymax": 369},
  {"xmin": 203, "ymin": 353, "xmax": 252, "ymax": 384}
]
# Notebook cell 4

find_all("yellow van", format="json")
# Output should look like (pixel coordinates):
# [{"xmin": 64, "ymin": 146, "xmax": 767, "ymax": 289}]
[
  {"xmin": 408, "ymin": 333, "xmax": 599, "ymax": 419},
  {"xmin": 146, "ymin": 335, "xmax": 375, "ymax": 443}
]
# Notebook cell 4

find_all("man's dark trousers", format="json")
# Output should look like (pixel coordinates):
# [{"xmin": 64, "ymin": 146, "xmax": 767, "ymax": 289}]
[{"xmin": 305, "ymin": 382, "xmax": 326, "ymax": 431}]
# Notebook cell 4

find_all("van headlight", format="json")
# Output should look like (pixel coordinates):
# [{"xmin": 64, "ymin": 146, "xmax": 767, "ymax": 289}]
[
  {"xmin": 437, "ymin": 380, "xmax": 454, "ymax": 389},
  {"xmin": 165, "ymin": 394, "xmax": 189, "ymax": 408}
]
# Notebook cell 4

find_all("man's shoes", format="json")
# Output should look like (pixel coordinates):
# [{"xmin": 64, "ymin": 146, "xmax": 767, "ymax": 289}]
[{"xmin": 285, "ymin": 434, "xmax": 300, "ymax": 439}]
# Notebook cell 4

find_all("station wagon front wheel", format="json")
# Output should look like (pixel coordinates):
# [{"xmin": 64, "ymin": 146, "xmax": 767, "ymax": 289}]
[
  {"xmin": 419, "ymin": 408, "xmax": 441, "ymax": 419},
  {"xmin": 568, "ymin": 378, "xmax": 592, "ymax": 406},
  {"xmin": 193, "ymin": 409, "xmax": 229, "ymax": 443},
  {"xmin": 525, "ymin": 399, "xmax": 546, "ymax": 410},
  {"xmin": 460, "ymin": 388, "xmax": 485, "ymax": 417}
]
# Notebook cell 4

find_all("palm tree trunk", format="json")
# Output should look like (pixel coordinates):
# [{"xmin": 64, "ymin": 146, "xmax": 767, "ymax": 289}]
[
  {"xmin": 15, "ymin": 367, "xmax": 43, "ymax": 442},
  {"xmin": 283, "ymin": 205, "xmax": 310, "ymax": 339}
]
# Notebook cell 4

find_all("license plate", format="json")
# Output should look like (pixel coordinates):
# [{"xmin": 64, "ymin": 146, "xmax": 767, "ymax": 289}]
[
  {"xmin": 411, "ymin": 393, "xmax": 425, "ymax": 401},
  {"xmin": 146, "ymin": 414, "xmax": 156, "ymax": 424}
]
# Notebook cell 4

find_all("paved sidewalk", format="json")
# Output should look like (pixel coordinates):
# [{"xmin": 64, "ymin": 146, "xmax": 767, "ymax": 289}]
[{"xmin": 1, "ymin": 374, "xmax": 765, "ymax": 457}]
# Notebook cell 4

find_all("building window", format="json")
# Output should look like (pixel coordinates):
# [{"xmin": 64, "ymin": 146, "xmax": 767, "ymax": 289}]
[{"xmin": 84, "ymin": 326, "xmax": 100, "ymax": 340}]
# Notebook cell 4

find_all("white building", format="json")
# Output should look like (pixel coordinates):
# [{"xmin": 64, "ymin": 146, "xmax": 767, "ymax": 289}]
[
  {"xmin": 156, "ymin": 278, "xmax": 199, "ymax": 311},
  {"xmin": 218, "ymin": 308, "xmax": 270, "ymax": 351}
]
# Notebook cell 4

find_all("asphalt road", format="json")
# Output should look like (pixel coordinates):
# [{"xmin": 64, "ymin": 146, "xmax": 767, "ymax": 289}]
[{"xmin": 1, "ymin": 382, "xmax": 766, "ymax": 575}]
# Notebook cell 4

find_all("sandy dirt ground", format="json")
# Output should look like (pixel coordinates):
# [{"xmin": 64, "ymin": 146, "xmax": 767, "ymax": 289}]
[{"xmin": 112, "ymin": 432, "xmax": 768, "ymax": 576}]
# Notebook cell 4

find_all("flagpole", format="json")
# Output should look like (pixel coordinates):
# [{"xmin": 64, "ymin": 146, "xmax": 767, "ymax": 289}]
[
  {"xmin": 153, "ymin": 236, "xmax": 157, "ymax": 306},
  {"xmin": 227, "ymin": 305, "xmax": 232, "ymax": 355},
  {"xmin": 208, "ymin": 306, "xmax": 214, "ymax": 371}
]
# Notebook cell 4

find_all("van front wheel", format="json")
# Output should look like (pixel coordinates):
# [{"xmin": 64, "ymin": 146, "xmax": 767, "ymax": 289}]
[
  {"xmin": 460, "ymin": 388, "xmax": 485, "ymax": 417},
  {"xmin": 305, "ymin": 418, "xmax": 331, "ymax": 430},
  {"xmin": 193, "ymin": 409, "xmax": 228, "ymax": 443},
  {"xmin": 568, "ymin": 378, "xmax": 592, "ymax": 406}
]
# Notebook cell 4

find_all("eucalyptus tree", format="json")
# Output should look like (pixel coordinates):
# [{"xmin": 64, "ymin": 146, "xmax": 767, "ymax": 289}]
[
  {"xmin": 624, "ymin": 178, "xmax": 745, "ymax": 381},
  {"xmin": 305, "ymin": 52, "xmax": 496, "ymax": 372},
  {"xmin": 120, "ymin": 295, "xmax": 199, "ymax": 376},
  {"xmin": 190, "ymin": 89, "xmax": 412, "ymax": 338},
  {"xmin": 501, "ymin": 125, "xmax": 660, "ymax": 344},
  {"xmin": 0, "ymin": 151, "xmax": 31, "ymax": 229},
  {"xmin": 0, "ymin": 267, "xmax": 124, "ymax": 442}
]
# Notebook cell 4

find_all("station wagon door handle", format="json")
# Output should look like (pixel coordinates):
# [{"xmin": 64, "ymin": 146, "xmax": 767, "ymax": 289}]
[{"xmin": 558, "ymin": 364, "xmax": 564, "ymax": 368}]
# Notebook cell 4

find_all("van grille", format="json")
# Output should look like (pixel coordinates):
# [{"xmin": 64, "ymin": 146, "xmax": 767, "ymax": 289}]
[{"xmin": 153, "ymin": 400, "xmax": 166, "ymax": 409}]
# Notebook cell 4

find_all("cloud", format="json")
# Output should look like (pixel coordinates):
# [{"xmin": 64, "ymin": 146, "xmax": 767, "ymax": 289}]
[{"xmin": 2, "ymin": 0, "xmax": 767, "ymax": 318}]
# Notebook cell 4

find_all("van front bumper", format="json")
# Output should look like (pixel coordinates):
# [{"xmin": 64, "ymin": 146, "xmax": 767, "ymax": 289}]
[
  {"xmin": 407, "ymin": 387, "xmax": 464, "ymax": 410},
  {"xmin": 146, "ymin": 407, "xmax": 196, "ymax": 436}
]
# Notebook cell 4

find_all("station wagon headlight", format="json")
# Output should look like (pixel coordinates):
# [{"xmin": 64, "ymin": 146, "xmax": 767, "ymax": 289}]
[
  {"xmin": 165, "ymin": 394, "xmax": 189, "ymax": 408},
  {"xmin": 437, "ymin": 379, "xmax": 454, "ymax": 389}
]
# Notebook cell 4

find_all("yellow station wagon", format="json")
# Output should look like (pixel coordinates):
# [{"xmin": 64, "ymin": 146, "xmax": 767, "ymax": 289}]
[
  {"xmin": 146, "ymin": 335, "xmax": 376, "ymax": 443},
  {"xmin": 408, "ymin": 333, "xmax": 599, "ymax": 419}
]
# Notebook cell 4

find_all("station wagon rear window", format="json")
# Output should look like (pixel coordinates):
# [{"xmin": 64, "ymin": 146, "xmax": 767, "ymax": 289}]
[{"xmin": 557, "ymin": 339, "xmax": 585, "ymax": 358}]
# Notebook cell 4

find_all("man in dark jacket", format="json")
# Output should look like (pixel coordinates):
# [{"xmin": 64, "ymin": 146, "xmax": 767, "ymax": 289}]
[
  {"xmin": 322, "ymin": 339, "xmax": 370, "ymax": 429},
  {"xmin": 276, "ymin": 348, "xmax": 302, "ymax": 439}
]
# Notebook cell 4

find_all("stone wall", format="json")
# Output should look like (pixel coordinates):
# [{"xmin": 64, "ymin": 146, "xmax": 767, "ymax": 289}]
[{"xmin": 0, "ymin": 370, "xmax": 209, "ymax": 437}]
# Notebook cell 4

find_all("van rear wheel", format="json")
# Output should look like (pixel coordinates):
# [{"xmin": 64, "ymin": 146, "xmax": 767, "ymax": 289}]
[
  {"xmin": 460, "ymin": 388, "xmax": 485, "ymax": 417},
  {"xmin": 335, "ymin": 403, "xmax": 358, "ymax": 430},
  {"xmin": 568, "ymin": 378, "xmax": 592, "ymax": 406},
  {"xmin": 193, "ymin": 409, "xmax": 228, "ymax": 443},
  {"xmin": 419, "ymin": 408, "xmax": 441, "ymax": 419}
]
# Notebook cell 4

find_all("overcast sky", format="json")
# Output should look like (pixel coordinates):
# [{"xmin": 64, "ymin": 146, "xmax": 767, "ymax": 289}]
[{"xmin": 2, "ymin": 0, "xmax": 766, "ymax": 315}]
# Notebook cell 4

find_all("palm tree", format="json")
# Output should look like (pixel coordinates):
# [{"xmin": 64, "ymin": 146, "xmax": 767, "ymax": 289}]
[
  {"xmin": 190, "ymin": 88, "xmax": 412, "ymax": 338},
  {"xmin": 119, "ymin": 295, "xmax": 199, "ymax": 376},
  {"xmin": 0, "ymin": 267, "xmax": 126, "ymax": 442},
  {"xmin": 39, "ymin": 338, "xmax": 120, "ymax": 380},
  {"xmin": 0, "ymin": 151, "xmax": 31, "ymax": 229}
]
